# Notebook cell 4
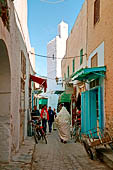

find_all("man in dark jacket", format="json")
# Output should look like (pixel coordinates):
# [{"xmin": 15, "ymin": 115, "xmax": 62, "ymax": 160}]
[
  {"xmin": 31, "ymin": 105, "xmax": 40, "ymax": 120},
  {"xmin": 48, "ymin": 106, "xmax": 54, "ymax": 133}
]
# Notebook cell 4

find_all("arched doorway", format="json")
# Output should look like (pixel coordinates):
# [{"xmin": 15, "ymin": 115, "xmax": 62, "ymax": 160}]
[{"xmin": 0, "ymin": 39, "xmax": 11, "ymax": 162}]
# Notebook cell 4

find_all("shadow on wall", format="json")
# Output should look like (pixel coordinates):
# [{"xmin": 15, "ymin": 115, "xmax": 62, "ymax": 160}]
[{"xmin": 0, "ymin": 39, "xmax": 11, "ymax": 162}]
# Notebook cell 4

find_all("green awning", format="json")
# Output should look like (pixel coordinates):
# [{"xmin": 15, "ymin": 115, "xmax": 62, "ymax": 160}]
[
  {"xmin": 34, "ymin": 90, "xmax": 43, "ymax": 95},
  {"xmin": 71, "ymin": 66, "xmax": 106, "ymax": 82},
  {"xmin": 54, "ymin": 90, "xmax": 64, "ymax": 94},
  {"xmin": 58, "ymin": 92, "xmax": 71, "ymax": 103},
  {"xmin": 39, "ymin": 98, "xmax": 48, "ymax": 105}
]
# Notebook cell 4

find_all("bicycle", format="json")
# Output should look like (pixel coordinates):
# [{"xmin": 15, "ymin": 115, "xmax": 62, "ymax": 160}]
[
  {"xmin": 32, "ymin": 118, "xmax": 47, "ymax": 144},
  {"xmin": 71, "ymin": 119, "xmax": 81, "ymax": 143}
]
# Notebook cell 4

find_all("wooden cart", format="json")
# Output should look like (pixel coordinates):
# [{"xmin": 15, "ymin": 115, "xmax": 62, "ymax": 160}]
[{"xmin": 82, "ymin": 127, "xmax": 113, "ymax": 160}]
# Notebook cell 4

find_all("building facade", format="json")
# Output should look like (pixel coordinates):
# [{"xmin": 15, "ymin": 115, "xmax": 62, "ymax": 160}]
[
  {"xmin": 62, "ymin": 0, "xmax": 113, "ymax": 136},
  {"xmin": 62, "ymin": 0, "xmax": 87, "ymax": 90},
  {"xmin": 47, "ymin": 21, "xmax": 68, "ymax": 92},
  {"xmin": 47, "ymin": 21, "xmax": 68, "ymax": 110},
  {"xmin": 62, "ymin": 1, "xmax": 87, "ymax": 123},
  {"xmin": 0, "ymin": 0, "xmax": 35, "ymax": 162},
  {"xmin": 87, "ymin": 0, "xmax": 113, "ymax": 135}
]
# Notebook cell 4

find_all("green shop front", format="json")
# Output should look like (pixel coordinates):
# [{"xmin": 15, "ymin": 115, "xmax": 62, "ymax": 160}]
[
  {"xmin": 72, "ymin": 66, "xmax": 106, "ymax": 136},
  {"xmin": 58, "ymin": 91, "xmax": 72, "ymax": 113},
  {"xmin": 39, "ymin": 98, "xmax": 48, "ymax": 109}
]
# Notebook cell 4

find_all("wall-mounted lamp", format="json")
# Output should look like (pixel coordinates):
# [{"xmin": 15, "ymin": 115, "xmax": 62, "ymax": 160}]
[{"xmin": 55, "ymin": 77, "xmax": 59, "ymax": 83}]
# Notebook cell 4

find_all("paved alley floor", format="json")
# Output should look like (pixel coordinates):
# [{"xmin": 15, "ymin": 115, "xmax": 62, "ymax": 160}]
[
  {"xmin": 32, "ymin": 131, "xmax": 111, "ymax": 170},
  {"xmin": 0, "ymin": 137, "xmax": 35, "ymax": 170}
]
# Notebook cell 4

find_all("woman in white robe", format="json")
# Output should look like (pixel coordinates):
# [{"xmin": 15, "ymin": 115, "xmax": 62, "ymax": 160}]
[{"xmin": 55, "ymin": 106, "xmax": 71, "ymax": 143}]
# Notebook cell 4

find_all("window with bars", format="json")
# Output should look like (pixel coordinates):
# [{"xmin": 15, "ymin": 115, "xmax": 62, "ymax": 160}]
[
  {"xmin": 72, "ymin": 58, "xmax": 75, "ymax": 73},
  {"xmin": 94, "ymin": 0, "xmax": 100, "ymax": 25},
  {"xmin": 90, "ymin": 79, "xmax": 99, "ymax": 88},
  {"xmin": 91, "ymin": 53, "xmax": 98, "ymax": 67},
  {"xmin": 80, "ymin": 49, "xmax": 83, "ymax": 65}
]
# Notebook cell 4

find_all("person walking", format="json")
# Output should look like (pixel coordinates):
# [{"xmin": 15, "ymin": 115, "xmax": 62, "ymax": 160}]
[
  {"xmin": 48, "ymin": 106, "xmax": 54, "ymax": 133},
  {"xmin": 40, "ymin": 105, "xmax": 49, "ymax": 133},
  {"xmin": 31, "ymin": 105, "xmax": 40, "ymax": 120},
  {"xmin": 55, "ymin": 104, "xmax": 71, "ymax": 143}
]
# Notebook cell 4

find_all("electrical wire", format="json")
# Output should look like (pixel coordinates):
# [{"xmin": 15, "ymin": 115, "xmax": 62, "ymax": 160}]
[
  {"xmin": 36, "ymin": 73, "xmax": 63, "ymax": 81},
  {"xmin": 14, "ymin": 5, "xmax": 86, "ymax": 61},
  {"xmin": 29, "ymin": 51, "xmax": 86, "ymax": 60}
]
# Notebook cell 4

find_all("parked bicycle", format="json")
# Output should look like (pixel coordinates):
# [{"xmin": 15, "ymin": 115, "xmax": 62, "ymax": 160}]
[
  {"xmin": 71, "ymin": 119, "xmax": 81, "ymax": 143},
  {"xmin": 31, "ymin": 118, "xmax": 47, "ymax": 144}
]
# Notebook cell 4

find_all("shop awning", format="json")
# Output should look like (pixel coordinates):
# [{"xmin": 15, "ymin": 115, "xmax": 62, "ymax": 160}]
[
  {"xmin": 54, "ymin": 90, "xmax": 64, "ymax": 94},
  {"xmin": 30, "ymin": 75, "xmax": 47, "ymax": 92},
  {"xmin": 39, "ymin": 98, "xmax": 48, "ymax": 105},
  {"xmin": 58, "ymin": 92, "xmax": 71, "ymax": 103},
  {"xmin": 71, "ymin": 66, "xmax": 106, "ymax": 82}
]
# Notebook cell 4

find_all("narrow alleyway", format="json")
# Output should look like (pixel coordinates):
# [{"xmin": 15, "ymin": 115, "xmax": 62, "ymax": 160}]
[{"xmin": 32, "ymin": 131, "xmax": 111, "ymax": 170}]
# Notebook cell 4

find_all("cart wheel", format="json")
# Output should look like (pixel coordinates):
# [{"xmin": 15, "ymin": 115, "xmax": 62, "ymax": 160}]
[{"xmin": 83, "ymin": 141, "xmax": 93, "ymax": 160}]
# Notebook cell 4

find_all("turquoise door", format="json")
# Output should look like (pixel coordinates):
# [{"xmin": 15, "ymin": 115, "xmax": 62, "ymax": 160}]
[
  {"xmin": 81, "ymin": 91, "xmax": 90, "ymax": 135},
  {"xmin": 98, "ymin": 87, "xmax": 104, "ymax": 130},
  {"xmin": 81, "ymin": 87, "xmax": 103, "ymax": 137},
  {"xmin": 90, "ymin": 89, "xmax": 97, "ymax": 137}
]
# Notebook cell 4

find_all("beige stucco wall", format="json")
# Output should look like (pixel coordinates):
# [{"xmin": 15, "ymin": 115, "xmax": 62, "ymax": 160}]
[
  {"xmin": 30, "ymin": 48, "xmax": 35, "ymax": 71},
  {"xmin": 62, "ymin": 1, "xmax": 87, "ymax": 80},
  {"xmin": 62, "ymin": 0, "xmax": 113, "ymax": 135},
  {"xmin": 0, "ymin": 39, "xmax": 11, "ymax": 162},
  {"xmin": 0, "ymin": 0, "xmax": 32, "ymax": 162},
  {"xmin": 87, "ymin": 0, "xmax": 113, "ymax": 135},
  {"xmin": 14, "ymin": 0, "xmax": 28, "ymax": 47}
]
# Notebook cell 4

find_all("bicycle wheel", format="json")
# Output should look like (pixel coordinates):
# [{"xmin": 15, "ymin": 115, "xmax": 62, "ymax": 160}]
[
  {"xmin": 37, "ymin": 130, "xmax": 41, "ymax": 140},
  {"xmin": 74, "ymin": 127, "xmax": 80, "ymax": 143},
  {"xmin": 43, "ymin": 134, "xmax": 47, "ymax": 144},
  {"xmin": 34, "ymin": 134, "xmax": 38, "ymax": 144},
  {"xmin": 83, "ymin": 140, "xmax": 93, "ymax": 160}
]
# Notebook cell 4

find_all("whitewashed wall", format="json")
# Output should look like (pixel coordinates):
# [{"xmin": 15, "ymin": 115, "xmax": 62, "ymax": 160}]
[{"xmin": 47, "ymin": 21, "xmax": 68, "ymax": 92}]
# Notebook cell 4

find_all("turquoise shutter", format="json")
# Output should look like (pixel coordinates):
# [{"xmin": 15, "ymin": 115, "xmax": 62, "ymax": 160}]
[
  {"xmin": 73, "ymin": 59, "xmax": 75, "ymax": 73},
  {"xmin": 80, "ymin": 49, "xmax": 83, "ymax": 65},
  {"xmin": 81, "ymin": 90, "xmax": 97, "ymax": 137},
  {"xmin": 64, "ymin": 73, "xmax": 66, "ymax": 80},
  {"xmin": 98, "ymin": 87, "xmax": 104, "ymax": 130},
  {"xmin": 90, "ymin": 90, "xmax": 97, "ymax": 137},
  {"xmin": 67, "ymin": 66, "xmax": 69, "ymax": 78},
  {"xmin": 81, "ymin": 91, "xmax": 90, "ymax": 135}
]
